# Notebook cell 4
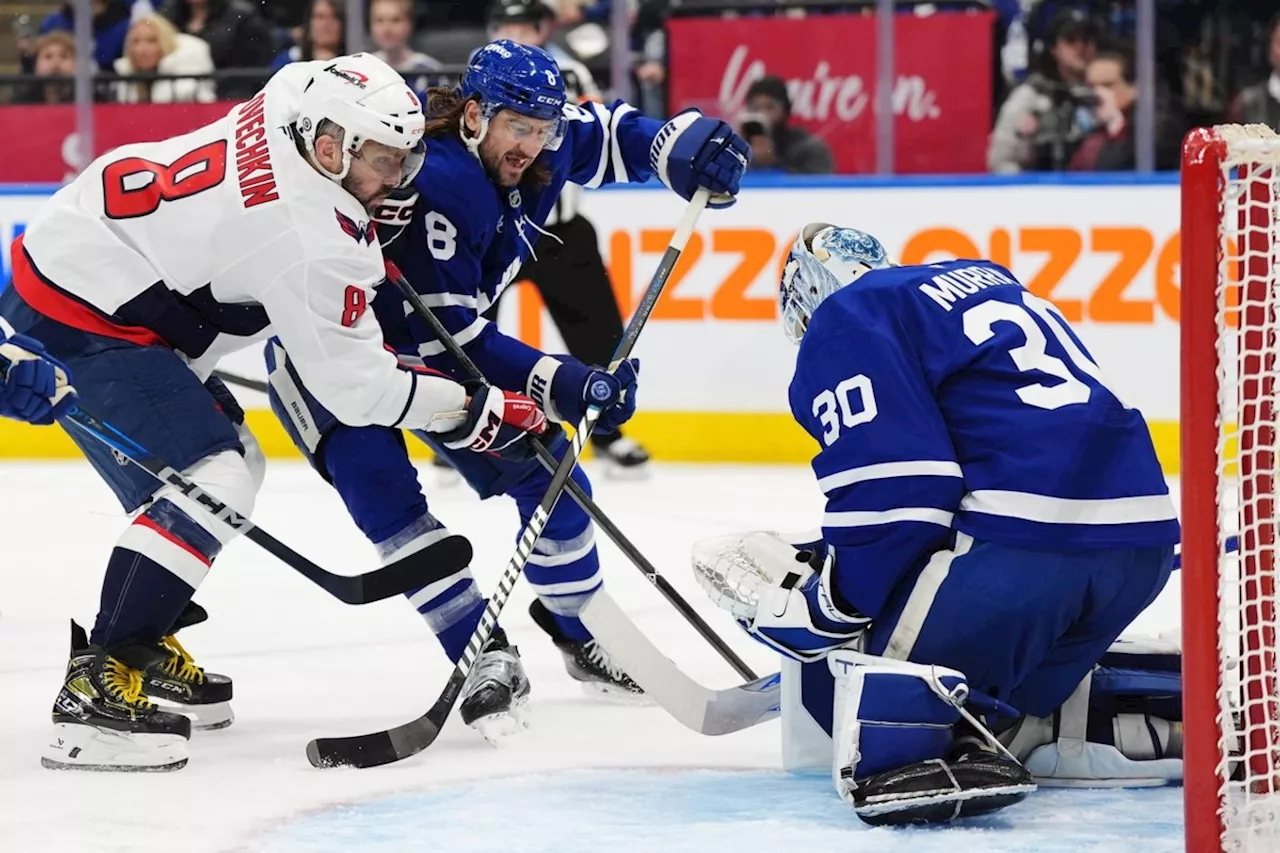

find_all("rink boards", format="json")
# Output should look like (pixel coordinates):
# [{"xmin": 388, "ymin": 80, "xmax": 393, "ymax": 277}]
[{"xmin": 0, "ymin": 176, "xmax": 1183, "ymax": 467}]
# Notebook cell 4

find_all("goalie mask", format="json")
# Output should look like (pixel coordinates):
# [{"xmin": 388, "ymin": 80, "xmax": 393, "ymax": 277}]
[{"xmin": 780, "ymin": 223, "xmax": 892, "ymax": 345}]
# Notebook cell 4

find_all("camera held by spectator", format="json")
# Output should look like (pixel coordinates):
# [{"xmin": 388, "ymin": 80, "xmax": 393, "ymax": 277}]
[
  {"xmin": 739, "ymin": 76, "xmax": 834, "ymax": 175},
  {"xmin": 988, "ymin": 9, "xmax": 1100, "ymax": 173}
]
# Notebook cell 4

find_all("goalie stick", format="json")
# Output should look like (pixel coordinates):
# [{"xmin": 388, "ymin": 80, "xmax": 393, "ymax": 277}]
[
  {"xmin": 0, "ymin": 351, "xmax": 474, "ymax": 606},
  {"xmin": 383, "ymin": 264, "xmax": 759, "ymax": 683},
  {"xmin": 305, "ymin": 189, "xmax": 711, "ymax": 769},
  {"xmin": 578, "ymin": 588, "xmax": 781, "ymax": 734}
]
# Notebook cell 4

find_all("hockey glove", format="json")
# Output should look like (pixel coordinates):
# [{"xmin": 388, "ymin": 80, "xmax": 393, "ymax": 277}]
[
  {"xmin": 692, "ymin": 531, "xmax": 869, "ymax": 663},
  {"xmin": 0, "ymin": 327, "xmax": 76, "ymax": 425},
  {"xmin": 650, "ymin": 109, "xmax": 751, "ymax": 209},
  {"xmin": 435, "ymin": 382, "xmax": 549, "ymax": 460},
  {"xmin": 535, "ymin": 356, "xmax": 639, "ymax": 434}
]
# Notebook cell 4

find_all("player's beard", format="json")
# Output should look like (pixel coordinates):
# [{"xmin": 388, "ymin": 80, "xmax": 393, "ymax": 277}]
[
  {"xmin": 479, "ymin": 136, "xmax": 534, "ymax": 187},
  {"xmin": 341, "ymin": 172, "xmax": 392, "ymax": 213}
]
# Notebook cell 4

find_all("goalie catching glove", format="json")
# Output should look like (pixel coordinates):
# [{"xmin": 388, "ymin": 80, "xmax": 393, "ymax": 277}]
[
  {"xmin": 431, "ymin": 381, "xmax": 549, "ymax": 460},
  {"xmin": 692, "ymin": 531, "xmax": 869, "ymax": 663}
]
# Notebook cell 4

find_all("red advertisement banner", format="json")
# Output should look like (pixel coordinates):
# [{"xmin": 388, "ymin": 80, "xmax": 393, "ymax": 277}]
[
  {"xmin": 0, "ymin": 102, "xmax": 238, "ymax": 184},
  {"xmin": 667, "ymin": 12, "xmax": 995, "ymax": 174}
]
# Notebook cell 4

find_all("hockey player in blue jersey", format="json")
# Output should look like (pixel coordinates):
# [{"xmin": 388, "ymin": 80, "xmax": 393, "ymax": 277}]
[
  {"xmin": 694, "ymin": 223, "xmax": 1181, "ymax": 824},
  {"xmin": 266, "ymin": 40, "xmax": 750, "ymax": 740},
  {"xmin": 0, "ymin": 318, "xmax": 76, "ymax": 424}
]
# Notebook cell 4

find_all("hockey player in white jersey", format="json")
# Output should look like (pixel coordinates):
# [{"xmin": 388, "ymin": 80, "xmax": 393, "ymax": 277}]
[
  {"xmin": 0, "ymin": 53, "xmax": 549, "ymax": 772},
  {"xmin": 0, "ymin": 319, "xmax": 75, "ymax": 424},
  {"xmin": 694, "ymin": 223, "xmax": 1181, "ymax": 823}
]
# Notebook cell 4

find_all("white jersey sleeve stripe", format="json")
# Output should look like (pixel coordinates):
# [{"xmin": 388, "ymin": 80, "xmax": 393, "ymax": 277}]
[
  {"xmin": 583, "ymin": 101, "xmax": 614, "ymax": 189},
  {"xmin": 817, "ymin": 460, "xmax": 963, "ymax": 494},
  {"xmin": 824, "ymin": 507, "xmax": 955, "ymax": 529},
  {"xmin": 959, "ymin": 490, "xmax": 1177, "ymax": 525},
  {"xmin": 413, "ymin": 292, "xmax": 478, "ymax": 311},
  {"xmin": 607, "ymin": 103, "xmax": 638, "ymax": 185},
  {"xmin": 415, "ymin": 316, "xmax": 489, "ymax": 357},
  {"xmin": 0, "ymin": 315, "xmax": 14, "ymax": 338}
]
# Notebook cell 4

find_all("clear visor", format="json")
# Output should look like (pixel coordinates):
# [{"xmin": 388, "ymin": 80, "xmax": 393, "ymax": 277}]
[
  {"xmin": 482, "ymin": 102, "xmax": 567, "ymax": 152},
  {"xmin": 350, "ymin": 137, "xmax": 426, "ymax": 188}
]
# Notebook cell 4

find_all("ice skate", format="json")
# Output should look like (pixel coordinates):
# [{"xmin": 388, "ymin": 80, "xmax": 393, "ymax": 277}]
[
  {"xmin": 590, "ymin": 432, "xmax": 650, "ymax": 480},
  {"xmin": 42, "ymin": 621, "xmax": 191, "ymax": 772},
  {"xmin": 459, "ymin": 627, "xmax": 531, "ymax": 745},
  {"xmin": 530, "ymin": 599, "xmax": 648, "ymax": 703},
  {"xmin": 143, "ymin": 602, "xmax": 234, "ymax": 731}
]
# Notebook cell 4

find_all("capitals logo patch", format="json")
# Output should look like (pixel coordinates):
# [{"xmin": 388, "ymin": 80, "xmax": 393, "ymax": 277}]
[{"xmin": 335, "ymin": 209, "xmax": 376, "ymax": 245}]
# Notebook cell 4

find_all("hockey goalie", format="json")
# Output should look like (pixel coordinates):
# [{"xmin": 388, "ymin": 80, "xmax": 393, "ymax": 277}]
[{"xmin": 691, "ymin": 223, "xmax": 1184, "ymax": 825}]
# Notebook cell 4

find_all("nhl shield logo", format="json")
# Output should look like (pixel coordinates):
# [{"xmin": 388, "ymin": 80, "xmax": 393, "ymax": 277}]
[{"xmin": 508, "ymin": 189, "xmax": 521, "ymax": 208}]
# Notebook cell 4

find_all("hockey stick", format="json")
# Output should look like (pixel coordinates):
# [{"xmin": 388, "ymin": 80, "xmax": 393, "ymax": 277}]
[
  {"xmin": 385, "ymin": 266, "xmax": 759, "ymax": 682},
  {"xmin": 57, "ymin": 407, "xmax": 473, "ymax": 605},
  {"xmin": 578, "ymin": 588, "xmax": 781, "ymax": 734},
  {"xmin": 305, "ymin": 188, "xmax": 711, "ymax": 769},
  {"xmin": 212, "ymin": 370, "xmax": 268, "ymax": 394},
  {"xmin": 0, "ymin": 353, "xmax": 471, "ymax": 605}
]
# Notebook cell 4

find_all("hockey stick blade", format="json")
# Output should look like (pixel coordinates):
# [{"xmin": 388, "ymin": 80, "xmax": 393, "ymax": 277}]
[
  {"xmin": 307, "ymin": 665, "xmax": 466, "ymax": 768},
  {"xmin": 578, "ymin": 589, "xmax": 780, "ymax": 735},
  {"xmin": 59, "ymin": 406, "xmax": 470, "ymax": 604}
]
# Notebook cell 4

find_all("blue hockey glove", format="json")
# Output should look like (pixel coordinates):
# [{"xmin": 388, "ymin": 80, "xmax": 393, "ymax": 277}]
[
  {"xmin": 541, "ymin": 356, "xmax": 639, "ymax": 434},
  {"xmin": 0, "ymin": 326, "xmax": 76, "ymax": 425},
  {"xmin": 434, "ymin": 382, "xmax": 549, "ymax": 460},
  {"xmin": 650, "ymin": 109, "xmax": 751, "ymax": 209}
]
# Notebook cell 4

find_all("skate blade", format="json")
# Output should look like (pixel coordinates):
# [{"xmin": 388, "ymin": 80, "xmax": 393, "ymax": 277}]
[
  {"xmin": 42, "ymin": 723, "xmax": 189, "ymax": 772},
  {"xmin": 468, "ymin": 700, "xmax": 532, "ymax": 746},
  {"xmin": 579, "ymin": 682, "xmax": 654, "ymax": 706},
  {"xmin": 154, "ymin": 699, "xmax": 235, "ymax": 732}
]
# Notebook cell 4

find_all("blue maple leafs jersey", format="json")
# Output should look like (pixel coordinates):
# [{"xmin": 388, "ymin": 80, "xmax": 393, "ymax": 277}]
[
  {"xmin": 374, "ymin": 99, "xmax": 662, "ymax": 391},
  {"xmin": 790, "ymin": 258, "xmax": 1179, "ymax": 619}
]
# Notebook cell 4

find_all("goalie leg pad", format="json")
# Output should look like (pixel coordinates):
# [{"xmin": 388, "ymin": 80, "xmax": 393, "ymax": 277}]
[{"xmin": 829, "ymin": 651, "xmax": 1035, "ymax": 824}]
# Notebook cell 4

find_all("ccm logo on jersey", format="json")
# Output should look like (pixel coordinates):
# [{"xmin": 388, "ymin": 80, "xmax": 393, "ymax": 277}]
[{"xmin": 335, "ymin": 209, "xmax": 376, "ymax": 245}]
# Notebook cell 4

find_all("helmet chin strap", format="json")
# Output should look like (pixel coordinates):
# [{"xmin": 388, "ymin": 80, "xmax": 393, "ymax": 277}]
[{"xmin": 460, "ymin": 115, "xmax": 489, "ymax": 162}]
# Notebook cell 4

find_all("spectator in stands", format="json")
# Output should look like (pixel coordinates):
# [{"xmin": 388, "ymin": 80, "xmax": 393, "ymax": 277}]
[
  {"xmin": 40, "ymin": 1, "xmax": 132, "ymax": 69},
  {"xmin": 738, "ymin": 76, "xmax": 834, "ymax": 174},
  {"xmin": 15, "ymin": 31, "xmax": 77, "ymax": 105},
  {"xmin": 988, "ymin": 8, "xmax": 1099, "ymax": 173},
  {"xmin": 159, "ymin": 0, "xmax": 276, "ymax": 98},
  {"xmin": 114, "ymin": 13, "xmax": 216, "ymax": 104},
  {"xmin": 370, "ymin": 0, "xmax": 443, "ymax": 76},
  {"xmin": 1067, "ymin": 48, "xmax": 1183, "ymax": 171},
  {"xmin": 1227, "ymin": 14, "xmax": 1280, "ymax": 131},
  {"xmin": 272, "ymin": 0, "xmax": 345, "ymax": 71}
]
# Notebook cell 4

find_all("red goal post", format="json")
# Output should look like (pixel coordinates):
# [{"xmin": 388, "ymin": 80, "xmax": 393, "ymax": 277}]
[{"xmin": 1182, "ymin": 123, "xmax": 1280, "ymax": 853}]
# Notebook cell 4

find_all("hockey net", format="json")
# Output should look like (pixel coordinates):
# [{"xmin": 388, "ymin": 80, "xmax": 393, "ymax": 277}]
[{"xmin": 1182, "ymin": 124, "xmax": 1280, "ymax": 853}]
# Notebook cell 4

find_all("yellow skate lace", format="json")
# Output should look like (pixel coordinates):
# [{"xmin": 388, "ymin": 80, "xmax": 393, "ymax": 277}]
[
  {"xmin": 160, "ymin": 635, "xmax": 206, "ymax": 684},
  {"xmin": 102, "ymin": 657, "xmax": 153, "ymax": 710}
]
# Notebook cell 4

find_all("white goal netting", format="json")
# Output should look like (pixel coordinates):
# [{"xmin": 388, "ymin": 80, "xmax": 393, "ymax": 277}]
[{"xmin": 1214, "ymin": 123, "xmax": 1280, "ymax": 851}]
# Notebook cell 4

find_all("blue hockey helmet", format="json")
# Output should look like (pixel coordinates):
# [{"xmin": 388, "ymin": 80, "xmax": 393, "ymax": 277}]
[
  {"xmin": 780, "ymin": 223, "xmax": 892, "ymax": 344},
  {"xmin": 460, "ymin": 39, "xmax": 569, "ymax": 151}
]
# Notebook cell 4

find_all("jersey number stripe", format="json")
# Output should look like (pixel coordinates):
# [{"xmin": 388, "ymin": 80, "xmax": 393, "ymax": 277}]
[{"xmin": 102, "ymin": 140, "xmax": 229, "ymax": 221}]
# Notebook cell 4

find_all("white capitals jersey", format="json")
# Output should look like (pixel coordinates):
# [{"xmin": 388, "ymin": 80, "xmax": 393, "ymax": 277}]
[{"xmin": 12, "ymin": 61, "xmax": 464, "ymax": 430}]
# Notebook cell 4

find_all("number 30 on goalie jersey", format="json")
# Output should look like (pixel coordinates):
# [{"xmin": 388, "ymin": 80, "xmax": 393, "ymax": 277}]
[{"xmin": 788, "ymin": 258, "xmax": 1178, "ymax": 619}]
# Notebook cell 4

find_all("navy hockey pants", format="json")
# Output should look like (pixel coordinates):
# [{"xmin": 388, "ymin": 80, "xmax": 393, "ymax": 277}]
[{"xmin": 864, "ymin": 533, "xmax": 1174, "ymax": 717}]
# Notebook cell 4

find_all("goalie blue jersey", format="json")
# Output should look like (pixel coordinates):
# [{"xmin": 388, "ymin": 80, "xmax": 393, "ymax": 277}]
[
  {"xmin": 373, "ymin": 99, "xmax": 662, "ymax": 392},
  {"xmin": 789, "ymin": 259, "xmax": 1179, "ymax": 619}
]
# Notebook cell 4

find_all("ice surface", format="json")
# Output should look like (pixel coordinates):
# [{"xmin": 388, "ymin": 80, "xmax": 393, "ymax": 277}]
[{"xmin": 0, "ymin": 462, "xmax": 1185, "ymax": 852}]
